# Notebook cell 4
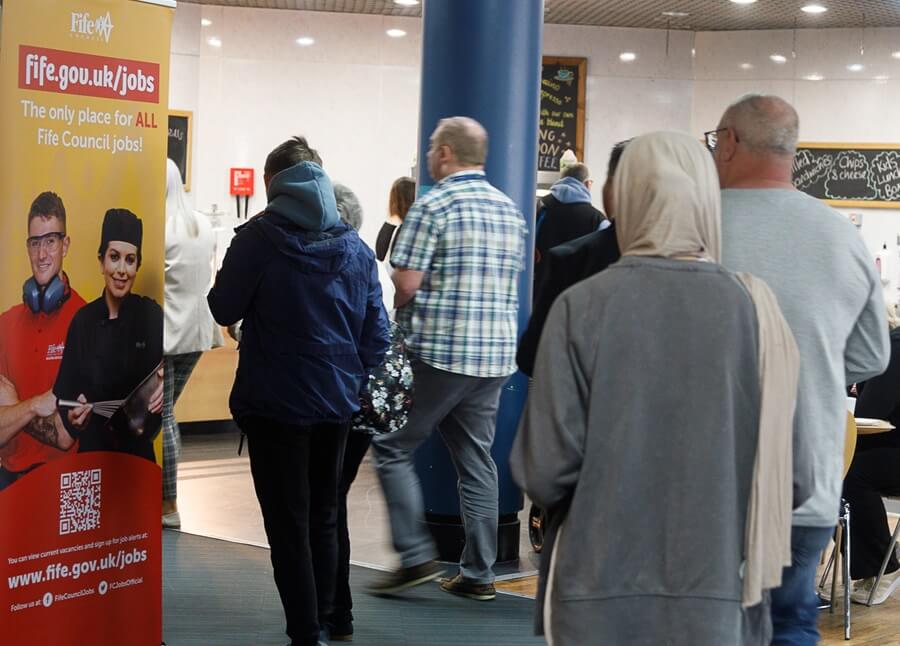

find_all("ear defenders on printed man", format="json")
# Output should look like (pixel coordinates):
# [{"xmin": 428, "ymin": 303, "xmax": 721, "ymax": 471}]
[{"xmin": 23, "ymin": 274, "xmax": 69, "ymax": 314}]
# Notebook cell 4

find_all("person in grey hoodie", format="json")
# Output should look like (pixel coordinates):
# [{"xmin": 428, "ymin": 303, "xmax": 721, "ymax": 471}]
[
  {"xmin": 208, "ymin": 136, "xmax": 390, "ymax": 646},
  {"xmin": 533, "ymin": 162, "xmax": 606, "ymax": 290}
]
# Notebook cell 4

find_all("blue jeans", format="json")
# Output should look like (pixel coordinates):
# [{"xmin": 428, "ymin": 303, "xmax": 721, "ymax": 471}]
[{"xmin": 771, "ymin": 525, "xmax": 834, "ymax": 645}]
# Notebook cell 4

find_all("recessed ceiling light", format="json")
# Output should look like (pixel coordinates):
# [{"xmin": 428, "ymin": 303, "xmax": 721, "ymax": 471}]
[
  {"xmin": 661, "ymin": 10, "xmax": 690, "ymax": 17},
  {"xmin": 730, "ymin": 0, "xmax": 757, "ymax": 4},
  {"xmin": 770, "ymin": 54, "xmax": 787, "ymax": 64},
  {"xmin": 207, "ymin": 37, "xmax": 222, "ymax": 47},
  {"xmin": 394, "ymin": 0, "xmax": 419, "ymax": 5},
  {"xmin": 296, "ymin": 36, "xmax": 315, "ymax": 46},
  {"xmin": 619, "ymin": 52, "xmax": 637, "ymax": 62},
  {"xmin": 847, "ymin": 63, "xmax": 865, "ymax": 72},
  {"xmin": 201, "ymin": 18, "xmax": 212, "ymax": 27},
  {"xmin": 893, "ymin": 51, "xmax": 900, "ymax": 59},
  {"xmin": 875, "ymin": 75, "xmax": 890, "ymax": 81},
  {"xmin": 801, "ymin": 4, "xmax": 828, "ymax": 13},
  {"xmin": 740, "ymin": 62, "xmax": 754, "ymax": 70},
  {"xmin": 386, "ymin": 28, "xmax": 407, "ymax": 38},
  {"xmin": 804, "ymin": 73, "xmax": 824, "ymax": 81}
]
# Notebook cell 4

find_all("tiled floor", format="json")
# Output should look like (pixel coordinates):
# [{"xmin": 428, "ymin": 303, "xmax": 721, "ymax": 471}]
[{"xmin": 176, "ymin": 432, "xmax": 540, "ymax": 576}]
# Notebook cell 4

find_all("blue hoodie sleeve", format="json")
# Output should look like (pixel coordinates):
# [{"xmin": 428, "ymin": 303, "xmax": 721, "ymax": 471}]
[
  {"xmin": 207, "ymin": 224, "xmax": 272, "ymax": 326},
  {"xmin": 358, "ymin": 257, "xmax": 390, "ymax": 373}
]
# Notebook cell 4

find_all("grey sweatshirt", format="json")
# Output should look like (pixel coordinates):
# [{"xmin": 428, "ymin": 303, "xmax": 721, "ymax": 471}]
[
  {"xmin": 721, "ymin": 189, "xmax": 889, "ymax": 528},
  {"xmin": 512, "ymin": 257, "xmax": 770, "ymax": 646}
]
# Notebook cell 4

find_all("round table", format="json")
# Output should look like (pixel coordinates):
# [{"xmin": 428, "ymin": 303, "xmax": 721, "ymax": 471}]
[{"xmin": 854, "ymin": 417, "xmax": 895, "ymax": 435}]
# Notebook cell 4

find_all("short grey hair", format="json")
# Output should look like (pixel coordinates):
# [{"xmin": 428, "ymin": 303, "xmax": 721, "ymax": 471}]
[
  {"xmin": 720, "ymin": 94, "xmax": 799, "ymax": 156},
  {"xmin": 333, "ymin": 183, "xmax": 363, "ymax": 231},
  {"xmin": 561, "ymin": 162, "xmax": 591, "ymax": 183},
  {"xmin": 433, "ymin": 116, "xmax": 488, "ymax": 166}
]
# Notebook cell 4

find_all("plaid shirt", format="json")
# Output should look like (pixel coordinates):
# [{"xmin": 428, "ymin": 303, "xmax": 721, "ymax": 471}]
[{"xmin": 391, "ymin": 170, "xmax": 526, "ymax": 378}]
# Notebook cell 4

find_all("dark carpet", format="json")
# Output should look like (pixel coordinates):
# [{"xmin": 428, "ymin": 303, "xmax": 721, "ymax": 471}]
[{"xmin": 163, "ymin": 531, "xmax": 543, "ymax": 645}]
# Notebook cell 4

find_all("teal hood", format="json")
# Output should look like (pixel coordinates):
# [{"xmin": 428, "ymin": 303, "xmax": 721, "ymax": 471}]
[{"xmin": 265, "ymin": 162, "xmax": 339, "ymax": 231}]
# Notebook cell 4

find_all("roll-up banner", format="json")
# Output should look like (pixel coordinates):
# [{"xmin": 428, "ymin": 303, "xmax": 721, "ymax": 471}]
[{"xmin": 0, "ymin": 1, "xmax": 173, "ymax": 643}]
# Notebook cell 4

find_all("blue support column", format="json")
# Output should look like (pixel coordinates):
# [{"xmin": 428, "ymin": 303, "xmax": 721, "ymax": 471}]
[{"xmin": 413, "ymin": 0, "xmax": 543, "ymax": 563}]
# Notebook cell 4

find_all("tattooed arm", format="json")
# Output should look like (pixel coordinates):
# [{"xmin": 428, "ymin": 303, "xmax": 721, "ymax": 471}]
[
  {"xmin": 0, "ymin": 380, "xmax": 73, "ymax": 450},
  {"xmin": 25, "ymin": 410, "xmax": 75, "ymax": 451}
]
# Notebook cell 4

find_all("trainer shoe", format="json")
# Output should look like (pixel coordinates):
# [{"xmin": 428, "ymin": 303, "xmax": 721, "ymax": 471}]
[
  {"xmin": 367, "ymin": 560, "xmax": 444, "ymax": 595},
  {"xmin": 851, "ymin": 568, "xmax": 900, "ymax": 605},
  {"xmin": 439, "ymin": 574, "xmax": 496, "ymax": 601},
  {"xmin": 162, "ymin": 511, "xmax": 181, "ymax": 529}
]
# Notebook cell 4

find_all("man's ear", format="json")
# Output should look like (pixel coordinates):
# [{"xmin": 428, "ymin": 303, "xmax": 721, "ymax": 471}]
[{"xmin": 719, "ymin": 129, "xmax": 739, "ymax": 163}]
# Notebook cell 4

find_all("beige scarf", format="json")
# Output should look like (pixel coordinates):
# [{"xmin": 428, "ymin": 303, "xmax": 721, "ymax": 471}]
[{"xmin": 613, "ymin": 132, "xmax": 799, "ymax": 607}]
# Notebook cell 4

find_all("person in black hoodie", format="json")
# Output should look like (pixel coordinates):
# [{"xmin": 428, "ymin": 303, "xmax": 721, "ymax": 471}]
[
  {"xmin": 844, "ymin": 305, "xmax": 900, "ymax": 605},
  {"xmin": 208, "ymin": 136, "xmax": 390, "ymax": 646},
  {"xmin": 533, "ymin": 162, "xmax": 606, "ymax": 291},
  {"xmin": 517, "ymin": 141, "xmax": 628, "ymax": 377}
]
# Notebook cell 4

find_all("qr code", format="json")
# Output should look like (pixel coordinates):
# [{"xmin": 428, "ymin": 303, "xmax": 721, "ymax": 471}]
[{"xmin": 59, "ymin": 469, "xmax": 102, "ymax": 536}]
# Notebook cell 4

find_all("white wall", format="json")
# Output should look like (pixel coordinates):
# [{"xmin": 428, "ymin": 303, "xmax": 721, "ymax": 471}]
[
  {"xmin": 168, "ymin": 6, "xmax": 695, "ymax": 246},
  {"xmin": 168, "ymin": 8, "xmax": 900, "ymax": 302},
  {"xmin": 169, "ymin": 2, "xmax": 201, "ymax": 209},
  {"xmin": 692, "ymin": 27, "xmax": 900, "ymax": 303},
  {"xmin": 542, "ymin": 24, "xmax": 694, "ymax": 188},
  {"xmin": 171, "ymin": 6, "xmax": 422, "ymax": 247}
]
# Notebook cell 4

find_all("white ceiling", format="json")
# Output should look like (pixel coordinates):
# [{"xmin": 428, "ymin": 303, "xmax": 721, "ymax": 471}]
[{"xmin": 177, "ymin": 0, "xmax": 900, "ymax": 30}]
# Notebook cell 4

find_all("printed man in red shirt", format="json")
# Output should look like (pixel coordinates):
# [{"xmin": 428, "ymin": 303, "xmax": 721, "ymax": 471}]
[{"xmin": 0, "ymin": 192, "xmax": 85, "ymax": 490}]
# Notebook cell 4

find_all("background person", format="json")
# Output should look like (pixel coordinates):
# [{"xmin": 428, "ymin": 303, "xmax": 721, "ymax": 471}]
[
  {"xmin": 369, "ymin": 117, "xmax": 526, "ymax": 601},
  {"xmin": 842, "ymin": 303, "xmax": 900, "ymax": 605},
  {"xmin": 54, "ymin": 208, "xmax": 164, "ymax": 462},
  {"xmin": 714, "ymin": 93, "xmax": 890, "ymax": 645},
  {"xmin": 374, "ymin": 176, "xmax": 415, "ymax": 262},
  {"xmin": 375, "ymin": 176, "xmax": 415, "ymax": 313},
  {"xmin": 162, "ymin": 158, "xmax": 223, "ymax": 528},
  {"xmin": 512, "ymin": 131, "xmax": 799, "ymax": 645},
  {"xmin": 532, "ymin": 161, "xmax": 606, "ymax": 291},
  {"xmin": 0, "ymin": 192, "xmax": 85, "ymax": 489},
  {"xmin": 207, "ymin": 137, "xmax": 389, "ymax": 646},
  {"xmin": 517, "ymin": 142, "xmax": 627, "ymax": 377},
  {"xmin": 328, "ymin": 181, "xmax": 412, "ymax": 642}
]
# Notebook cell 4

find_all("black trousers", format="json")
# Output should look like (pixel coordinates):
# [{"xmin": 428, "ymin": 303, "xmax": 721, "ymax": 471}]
[
  {"xmin": 842, "ymin": 447, "xmax": 900, "ymax": 580},
  {"xmin": 242, "ymin": 417, "xmax": 349, "ymax": 646},
  {"xmin": 330, "ymin": 431, "xmax": 372, "ymax": 627}
]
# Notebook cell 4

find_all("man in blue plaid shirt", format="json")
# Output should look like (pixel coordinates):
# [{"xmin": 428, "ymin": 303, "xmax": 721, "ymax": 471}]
[{"xmin": 370, "ymin": 117, "xmax": 526, "ymax": 602}]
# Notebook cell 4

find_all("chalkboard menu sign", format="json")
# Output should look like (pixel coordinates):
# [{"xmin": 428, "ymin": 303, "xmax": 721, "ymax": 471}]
[
  {"xmin": 539, "ymin": 57, "xmax": 586, "ymax": 172},
  {"xmin": 168, "ymin": 110, "xmax": 192, "ymax": 191},
  {"xmin": 793, "ymin": 143, "xmax": 900, "ymax": 208}
]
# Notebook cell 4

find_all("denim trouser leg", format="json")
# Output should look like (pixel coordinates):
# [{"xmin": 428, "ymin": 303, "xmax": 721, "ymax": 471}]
[
  {"xmin": 437, "ymin": 381, "xmax": 503, "ymax": 583},
  {"xmin": 372, "ymin": 359, "xmax": 505, "ymax": 582},
  {"xmin": 770, "ymin": 525, "xmax": 835, "ymax": 646}
]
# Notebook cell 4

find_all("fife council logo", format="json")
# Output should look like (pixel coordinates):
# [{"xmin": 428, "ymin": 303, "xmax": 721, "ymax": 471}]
[{"xmin": 70, "ymin": 11, "xmax": 114, "ymax": 43}]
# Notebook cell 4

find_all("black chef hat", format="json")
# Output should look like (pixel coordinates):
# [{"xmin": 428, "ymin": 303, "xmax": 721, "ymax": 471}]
[{"xmin": 98, "ymin": 208, "xmax": 143, "ymax": 265}]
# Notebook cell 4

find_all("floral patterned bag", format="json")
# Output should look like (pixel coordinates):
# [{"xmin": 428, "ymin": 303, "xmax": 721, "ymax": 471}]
[{"xmin": 352, "ymin": 321, "xmax": 413, "ymax": 435}]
